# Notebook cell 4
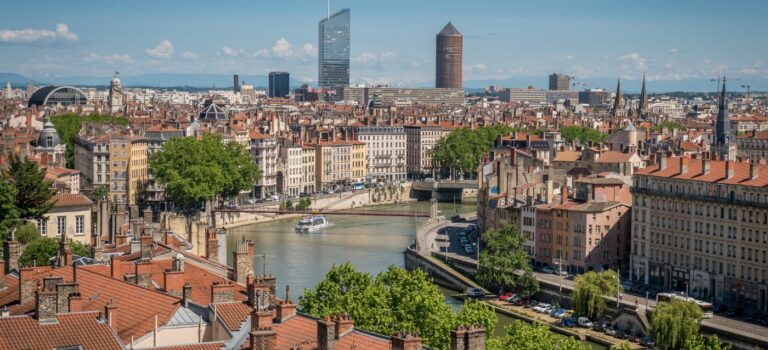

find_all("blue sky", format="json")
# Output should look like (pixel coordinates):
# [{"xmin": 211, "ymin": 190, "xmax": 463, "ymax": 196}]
[{"xmin": 1, "ymin": 0, "xmax": 766, "ymax": 89}]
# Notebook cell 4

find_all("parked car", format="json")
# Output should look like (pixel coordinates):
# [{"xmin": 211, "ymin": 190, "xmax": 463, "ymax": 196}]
[
  {"xmin": 556, "ymin": 269, "xmax": 568, "ymax": 276},
  {"xmin": 532, "ymin": 303, "xmax": 550, "ymax": 313},
  {"xmin": 459, "ymin": 236, "xmax": 469, "ymax": 245},
  {"xmin": 499, "ymin": 292, "xmax": 514, "ymax": 301},
  {"xmin": 640, "ymin": 337, "xmax": 656, "ymax": 347},
  {"xmin": 524, "ymin": 300, "xmax": 538, "ymax": 308},
  {"xmin": 464, "ymin": 244, "xmax": 475, "ymax": 254},
  {"xmin": 577, "ymin": 317, "xmax": 594, "ymax": 328},
  {"xmin": 513, "ymin": 297, "xmax": 528, "ymax": 306},
  {"xmin": 542, "ymin": 266, "xmax": 554, "ymax": 274},
  {"xmin": 466, "ymin": 288, "xmax": 484, "ymax": 298},
  {"xmin": 604, "ymin": 327, "xmax": 617, "ymax": 336},
  {"xmin": 561, "ymin": 316, "xmax": 578, "ymax": 327}
]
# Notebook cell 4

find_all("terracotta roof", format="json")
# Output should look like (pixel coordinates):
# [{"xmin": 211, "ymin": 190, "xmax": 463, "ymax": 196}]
[
  {"xmin": 273, "ymin": 315, "xmax": 390, "ymax": 350},
  {"xmin": 553, "ymin": 151, "xmax": 581, "ymax": 162},
  {"xmin": 637, "ymin": 157, "xmax": 768, "ymax": 187},
  {"xmin": 595, "ymin": 151, "xmax": 634, "ymax": 163},
  {"xmin": 215, "ymin": 302, "xmax": 253, "ymax": 331},
  {"xmin": 0, "ymin": 312, "xmax": 124, "ymax": 350},
  {"xmin": 153, "ymin": 342, "xmax": 227, "ymax": 350},
  {"xmin": 52, "ymin": 193, "xmax": 93, "ymax": 208}
]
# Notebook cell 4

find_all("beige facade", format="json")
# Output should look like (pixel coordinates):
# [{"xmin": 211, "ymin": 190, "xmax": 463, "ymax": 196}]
[
  {"xmin": 350, "ymin": 141, "xmax": 367, "ymax": 183},
  {"xmin": 405, "ymin": 125, "xmax": 443, "ymax": 177},
  {"xmin": 353, "ymin": 126, "xmax": 406, "ymax": 182},
  {"xmin": 34, "ymin": 194, "xmax": 93, "ymax": 246},
  {"xmin": 301, "ymin": 145, "xmax": 316, "ymax": 193},
  {"xmin": 632, "ymin": 156, "xmax": 768, "ymax": 313},
  {"xmin": 278, "ymin": 142, "xmax": 303, "ymax": 197}
]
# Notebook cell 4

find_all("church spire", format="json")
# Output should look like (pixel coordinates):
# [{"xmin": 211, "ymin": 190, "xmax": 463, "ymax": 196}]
[
  {"xmin": 638, "ymin": 74, "xmax": 648, "ymax": 117},
  {"xmin": 713, "ymin": 79, "xmax": 735, "ymax": 161},
  {"xmin": 610, "ymin": 77, "xmax": 625, "ymax": 121}
]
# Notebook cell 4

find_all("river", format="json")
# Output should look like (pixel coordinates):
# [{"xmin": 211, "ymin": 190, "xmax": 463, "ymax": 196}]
[{"xmin": 226, "ymin": 200, "xmax": 605, "ymax": 348}]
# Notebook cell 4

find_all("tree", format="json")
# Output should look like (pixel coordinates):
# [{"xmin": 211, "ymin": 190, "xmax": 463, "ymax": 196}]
[
  {"xmin": 651, "ymin": 299, "xmax": 703, "ymax": 350},
  {"xmin": 3, "ymin": 153, "xmax": 55, "ymax": 222},
  {"xmin": 476, "ymin": 225, "xmax": 535, "ymax": 294},
  {"xmin": 431, "ymin": 125, "xmax": 516, "ymax": 179},
  {"xmin": 486, "ymin": 321, "xmax": 588, "ymax": 350},
  {"xmin": 19, "ymin": 237, "xmax": 90, "ymax": 267},
  {"xmin": 0, "ymin": 180, "xmax": 19, "ymax": 241},
  {"xmin": 90, "ymin": 185, "xmax": 109, "ymax": 202},
  {"xmin": 19, "ymin": 237, "xmax": 58, "ymax": 267},
  {"xmin": 15, "ymin": 222, "xmax": 40, "ymax": 245},
  {"xmin": 50, "ymin": 113, "xmax": 130, "ymax": 168},
  {"xmin": 149, "ymin": 134, "xmax": 260, "ymax": 235},
  {"xmin": 300, "ymin": 263, "xmax": 496, "ymax": 350},
  {"xmin": 285, "ymin": 199, "xmax": 293, "ymax": 210},
  {"xmin": 571, "ymin": 270, "xmax": 621, "ymax": 320},
  {"xmin": 685, "ymin": 335, "xmax": 731, "ymax": 350},
  {"xmin": 455, "ymin": 300, "xmax": 497, "ymax": 338},
  {"xmin": 559, "ymin": 126, "xmax": 607, "ymax": 145},
  {"xmin": 610, "ymin": 341, "xmax": 633, "ymax": 350}
]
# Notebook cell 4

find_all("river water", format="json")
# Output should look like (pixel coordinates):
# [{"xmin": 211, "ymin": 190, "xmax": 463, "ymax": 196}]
[{"xmin": 227, "ymin": 200, "xmax": 604, "ymax": 348}]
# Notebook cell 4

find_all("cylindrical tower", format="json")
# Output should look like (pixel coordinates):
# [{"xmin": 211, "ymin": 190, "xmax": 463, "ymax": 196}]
[{"xmin": 436, "ymin": 22, "xmax": 463, "ymax": 89}]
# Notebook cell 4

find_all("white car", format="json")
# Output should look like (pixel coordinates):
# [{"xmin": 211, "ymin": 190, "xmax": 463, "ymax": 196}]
[{"xmin": 577, "ymin": 317, "xmax": 594, "ymax": 328}]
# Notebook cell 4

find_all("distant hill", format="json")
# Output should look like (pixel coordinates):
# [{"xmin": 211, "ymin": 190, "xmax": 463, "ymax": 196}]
[{"xmin": 0, "ymin": 73, "xmax": 37, "ymax": 86}]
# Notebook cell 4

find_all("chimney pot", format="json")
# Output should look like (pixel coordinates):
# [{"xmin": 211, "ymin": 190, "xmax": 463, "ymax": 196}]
[{"xmin": 317, "ymin": 317, "xmax": 337, "ymax": 350}]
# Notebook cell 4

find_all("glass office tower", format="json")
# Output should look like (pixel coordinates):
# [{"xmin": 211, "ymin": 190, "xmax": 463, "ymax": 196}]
[
  {"xmin": 318, "ymin": 8, "xmax": 350, "ymax": 102},
  {"xmin": 268, "ymin": 72, "xmax": 290, "ymax": 98}
]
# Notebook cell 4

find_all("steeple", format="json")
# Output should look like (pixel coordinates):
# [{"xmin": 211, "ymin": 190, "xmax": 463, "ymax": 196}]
[
  {"xmin": 712, "ymin": 80, "xmax": 736, "ymax": 161},
  {"xmin": 638, "ymin": 74, "xmax": 648, "ymax": 117},
  {"xmin": 610, "ymin": 78, "xmax": 625, "ymax": 121}
]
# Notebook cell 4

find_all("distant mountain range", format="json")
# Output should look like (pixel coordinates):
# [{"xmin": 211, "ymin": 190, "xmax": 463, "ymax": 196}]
[{"xmin": 1, "ymin": 72, "xmax": 763, "ymax": 93}]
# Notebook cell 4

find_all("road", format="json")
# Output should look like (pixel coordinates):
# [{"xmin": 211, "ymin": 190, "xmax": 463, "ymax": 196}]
[{"xmin": 423, "ymin": 221, "xmax": 768, "ymax": 346}]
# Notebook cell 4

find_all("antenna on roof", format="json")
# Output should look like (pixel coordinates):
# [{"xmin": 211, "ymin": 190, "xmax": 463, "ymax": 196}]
[{"xmin": 327, "ymin": 0, "xmax": 330, "ymax": 19}]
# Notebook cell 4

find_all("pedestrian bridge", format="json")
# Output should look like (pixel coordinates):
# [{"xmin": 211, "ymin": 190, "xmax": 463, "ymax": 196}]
[
  {"xmin": 410, "ymin": 180, "xmax": 477, "ymax": 191},
  {"xmin": 212, "ymin": 207, "xmax": 430, "ymax": 218}
]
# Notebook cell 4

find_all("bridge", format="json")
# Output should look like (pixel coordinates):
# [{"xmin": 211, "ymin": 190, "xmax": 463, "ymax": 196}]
[
  {"xmin": 212, "ymin": 207, "xmax": 430, "ymax": 218},
  {"xmin": 410, "ymin": 180, "xmax": 478, "ymax": 202}
]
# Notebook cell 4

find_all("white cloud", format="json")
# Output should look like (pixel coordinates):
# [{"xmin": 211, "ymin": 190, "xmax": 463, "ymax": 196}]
[
  {"xmin": 220, "ymin": 46, "xmax": 243, "ymax": 57},
  {"xmin": 302, "ymin": 44, "xmax": 318, "ymax": 56},
  {"xmin": 84, "ymin": 53, "xmax": 133, "ymax": 64},
  {"xmin": 741, "ymin": 68, "xmax": 759, "ymax": 75},
  {"xmin": 668, "ymin": 48, "xmax": 678, "ymax": 53},
  {"xmin": 562, "ymin": 54, "xmax": 575, "ymax": 61},
  {"xmin": 181, "ymin": 51, "xmax": 199, "ymax": 60},
  {"xmin": 145, "ymin": 39, "xmax": 173, "ymax": 59},
  {"xmin": 0, "ymin": 23, "xmax": 78, "ymax": 43},
  {"xmin": 272, "ymin": 38, "xmax": 294, "ymax": 57},
  {"xmin": 620, "ymin": 52, "xmax": 647, "ymax": 71}
]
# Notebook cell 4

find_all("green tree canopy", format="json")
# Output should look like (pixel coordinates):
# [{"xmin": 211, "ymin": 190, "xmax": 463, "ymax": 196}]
[
  {"xmin": 559, "ymin": 126, "xmax": 607, "ymax": 145},
  {"xmin": 299, "ymin": 262, "xmax": 496, "ymax": 350},
  {"xmin": 477, "ymin": 225, "xmax": 537, "ymax": 295},
  {"xmin": 149, "ymin": 134, "xmax": 260, "ymax": 212},
  {"xmin": 486, "ymin": 321, "xmax": 588, "ymax": 350},
  {"xmin": 685, "ymin": 335, "xmax": 731, "ymax": 350},
  {"xmin": 2, "ymin": 153, "xmax": 55, "ymax": 222},
  {"xmin": 431, "ymin": 124, "xmax": 521, "ymax": 177},
  {"xmin": 651, "ymin": 299, "xmax": 703, "ymax": 350},
  {"xmin": 0, "ymin": 180, "xmax": 20, "ymax": 240},
  {"xmin": 571, "ymin": 270, "xmax": 621, "ymax": 320},
  {"xmin": 50, "ymin": 113, "xmax": 130, "ymax": 168},
  {"xmin": 15, "ymin": 222, "xmax": 40, "ymax": 245},
  {"xmin": 19, "ymin": 237, "xmax": 90, "ymax": 267}
]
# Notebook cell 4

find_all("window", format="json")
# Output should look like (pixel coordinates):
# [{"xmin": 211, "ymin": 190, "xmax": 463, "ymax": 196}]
[
  {"xmin": 57, "ymin": 216, "xmax": 66, "ymax": 235},
  {"xmin": 75, "ymin": 215, "xmax": 84, "ymax": 235},
  {"xmin": 37, "ymin": 219, "xmax": 47, "ymax": 235}
]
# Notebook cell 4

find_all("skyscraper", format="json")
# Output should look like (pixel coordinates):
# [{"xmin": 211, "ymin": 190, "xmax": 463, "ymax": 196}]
[
  {"xmin": 233, "ymin": 74, "xmax": 240, "ymax": 93},
  {"xmin": 318, "ymin": 8, "xmax": 350, "ymax": 102},
  {"xmin": 548, "ymin": 73, "xmax": 570, "ymax": 91},
  {"xmin": 436, "ymin": 22, "xmax": 463, "ymax": 89},
  {"xmin": 269, "ymin": 72, "xmax": 290, "ymax": 98}
]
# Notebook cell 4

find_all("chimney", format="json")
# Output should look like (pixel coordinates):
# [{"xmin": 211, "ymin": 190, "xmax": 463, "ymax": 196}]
[
  {"xmin": 275, "ymin": 286, "xmax": 297, "ymax": 323},
  {"xmin": 391, "ymin": 332, "xmax": 423, "ymax": 350},
  {"xmin": 232, "ymin": 237, "xmax": 254, "ymax": 284},
  {"xmin": 679, "ymin": 157, "xmax": 687, "ymax": 175},
  {"xmin": 68, "ymin": 293, "xmax": 83, "ymax": 312},
  {"xmin": 19, "ymin": 268, "xmax": 37, "ymax": 305},
  {"xmin": 726, "ymin": 161, "xmax": 734, "ymax": 179},
  {"xmin": 249, "ymin": 306, "xmax": 277, "ymax": 350},
  {"xmin": 206, "ymin": 229, "xmax": 219, "ymax": 263},
  {"xmin": 450, "ymin": 325, "xmax": 486, "ymax": 350},
  {"xmin": 750, "ymin": 163, "xmax": 758, "ymax": 180},
  {"xmin": 36, "ymin": 288, "xmax": 58, "ymax": 322},
  {"xmin": 143, "ymin": 208, "xmax": 153, "ymax": 223},
  {"xmin": 0, "ymin": 261, "xmax": 4, "ymax": 289},
  {"xmin": 56, "ymin": 282, "xmax": 79, "ymax": 314},
  {"xmin": 114, "ymin": 234, "xmax": 128, "ymax": 246},
  {"xmin": 182, "ymin": 283, "xmax": 193, "ymax": 307},
  {"xmin": 164, "ymin": 231, "xmax": 178, "ymax": 247},
  {"xmin": 317, "ymin": 317, "xmax": 337, "ymax": 350},
  {"xmin": 509, "ymin": 148, "xmax": 517, "ymax": 166},
  {"xmin": 129, "ymin": 239, "xmax": 140, "ymax": 254},
  {"xmin": 3, "ymin": 239, "xmax": 21, "ymax": 273},
  {"xmin": 110, "ymin": 255, "xmax": 124, "ymax": 279},
  {"xmin": 104, "ymin": 299, "xmax": 118, "ymax": 331},
  {"xmin": 560, "ymin": 184, "xmax": 568, "ymax": 204},
  {"xmin": 140, "ymin": 234, "xmax": 153, "ymax": 260},
  {"xmin": 210, "ymin": 282, "xmax": 235, "ymax": 304},
  {"xmin": 545, "ymin": 180, "xmax": 553, "ymax": 204},
  {"xmin": 659, "ymin": 155, "xmax": 667, "ymax": 171},
  {"xmin": 334, "ymin": 315, "xmax": 354, "ymax": 339},
  {"xmin": 134, "ymin": 260, "xmax": 153, "ymax": 288},
  {"xmin": 163, "ymin": 268, "xmax": 185, "ymax": 298},
  {"xmin": 702, "ymin": 159, "xmax": 711, "ymax": 176}
]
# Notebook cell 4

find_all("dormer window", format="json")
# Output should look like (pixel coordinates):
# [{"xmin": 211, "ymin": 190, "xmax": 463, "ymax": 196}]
[{"xmin": 46, "ymin": 136, "xmax": 53, "ymax": 147}]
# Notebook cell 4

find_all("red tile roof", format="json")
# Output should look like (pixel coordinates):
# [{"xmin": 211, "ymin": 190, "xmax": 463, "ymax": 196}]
[
  {"xmin": 153, "ymin": 342, "xmax": 227, "ymax": 350},
  {"xmin": 0, "ymin": 312, "xmax": 124, "ymax": 350},
  {"xmin": 637, "ymin": 157, "xmax": 768, "ymax": 187},
  {"xmin": 52, "ymin": 193, "xmax": 93, "ymax": 208}
]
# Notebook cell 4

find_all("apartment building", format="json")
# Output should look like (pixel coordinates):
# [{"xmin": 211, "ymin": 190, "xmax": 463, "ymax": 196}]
[
  {"xmin": 631, "ymin": 156, "xmax": 768, "ymax": 312},
  {"xmin": 353, "ymin": 125, "xmax": 406, "ymax": 183},
  {"xmin": 350, "ymin": 141, "xmax": 367, "ymax": 183},
  {"xmin": 33, "ymin": 193, "xmax": 93, "ymax": 245},
  {"xmin": 312, "ymin": 140, "xmax": 352, "ymax": 192},
  {"xmin": 405, "ymin": 125, "xmax": 443, "ymax": 178},
  {"xmin": 301, "ymin": 145, "xmax": 316, "ymax": 194},
  {"xmin": 278, "ymin": 141, "xmax": 303, "ymax": 197},
  {"xmin": 249, "ymin": 131, "xmax": 278, "ymax": 199}
]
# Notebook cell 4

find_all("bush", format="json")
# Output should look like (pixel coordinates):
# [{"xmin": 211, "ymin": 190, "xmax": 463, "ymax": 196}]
[{"xmin": 15, "ymin": 222, "xmax": 40, "ymax": 245}]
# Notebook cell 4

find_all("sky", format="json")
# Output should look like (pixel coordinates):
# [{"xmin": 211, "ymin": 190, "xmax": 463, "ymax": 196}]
[{"xmin": 0, "ymin": 0, "xmax": 767, "ymax": 90}]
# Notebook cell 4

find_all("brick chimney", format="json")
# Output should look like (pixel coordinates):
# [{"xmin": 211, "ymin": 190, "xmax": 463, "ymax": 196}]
[
  {"xmin": 182, "ymin": 283, "xmax": 193, "ymax": 307},
  {"xmin": 702, "ymin": 159, "xmax": 711, "ymax": 176},
  {"xmin": 659, "ymin": 154, "xmax": 667, "ymax": 171},
  {"xmin": 317, "ymin": 317, "xmax": 336, "ymax": 350},
  {"xmin": 680, "ymin": 157, "xmax": 687, "ymax": 175},
  {"xmin": 0, "ymin": 261, "xmax": 4, "ymax": 289},
  {"xmin": 18, "ymin": 268, "xmax": 37, "ymax": 305},
  {"xmin": 210, "ymin": 282, "xmax": 235, "ymax": 304},
  {"xmin": 163, "ymin": 268, "xmax": 185, "ymax": 298},
  {"xmin": 750, "ymin": 163, "xmax": 758, "ymax": 180},
  {"xmin": 134, "ymin": 260, "xmax": 153, "ymax": 288},
  {"xmin": 275, "ymin": 286, "xmax": 296, "ymax": 323},
  {"xmin": 164, "ymin": 232, "xmax": 178, "ymax": 247},
  {"xmin": 104, "ymin": 299, "xmax": 118, "ymax": 331},
  {"xmin": 450, "ymin": 325, "xmax": 486, "ymax": 350},
  {"xmin": 333, "ymin": 314, "xmax": 354, "ymax": 339},
  {"xmin": 560, "ymin": 184, "xmax": 568, "ymax": 204},
  {"xmin": 3, "ymin": 239, "xmax": 21, "ymax": 273},
  {"xmin": 140, "ymin": 234, "xmax": 154, "ymax": 260},
  {"xmin": 110, "ymin": 255, "xmax": 125, "ymax": 280},
  {"xmin": 56, "ymin": 282, "xmax": 79, "ymax": 313},
  {"xmin": 114, "ymin": 234, "xmax": 128, "ymax": 246},
  {"xmin": 206, "ymin": 229, "xmax": 219, "ymax": 263},
  {"xmin": 232, "ymin": 237, "xmax": 255, "ymax": 284},
  {"xmin": 68, "ymin": 293, "xmax": 83, "ymax": 312},
  {"xmin": 129, "ymin": 239, "xmax": 140, "ymax": 254},
  {"xmin": 391, "ymin": 332, "xmax": 423, "ymax": 350},
  {"xmin": 726, "ymin": 161, "xmax": 734, "ymax": 179},
  {"xmin": 36, "ymin": 287, "xmax": 58, "ymax": 322}
]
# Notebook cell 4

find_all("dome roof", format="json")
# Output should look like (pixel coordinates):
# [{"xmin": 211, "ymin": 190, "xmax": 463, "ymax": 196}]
[
  {"xmin": 27, "ymin": 85, "xmax": 88, "ymax": 107},
  {"xmin": 198, "ymin": 102, "xmax": 228, "ymax": 121},
  {"xmin": 37, "ymin": 119, "xmax": 62, "ymax": 148}
]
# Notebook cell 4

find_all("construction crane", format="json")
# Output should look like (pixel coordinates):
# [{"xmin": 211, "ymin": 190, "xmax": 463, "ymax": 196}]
[{"xmin": 742, "ymin": 84, "xmax": 752, "ymax": 99}]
